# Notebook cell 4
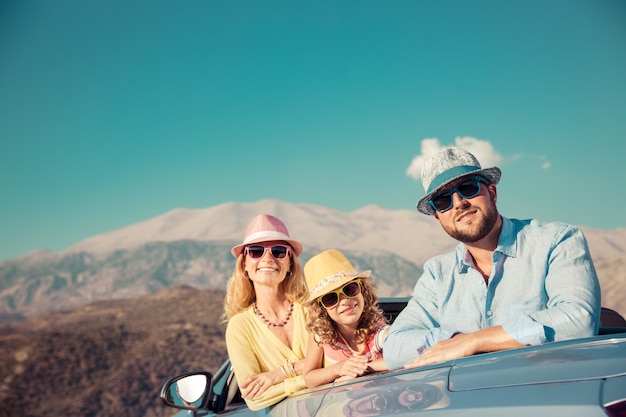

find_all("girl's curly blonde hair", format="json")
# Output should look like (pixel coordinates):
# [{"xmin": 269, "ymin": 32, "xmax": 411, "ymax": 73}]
[
  {"xmin": 305, "ymin": 277, "xmax": 387, "ymax": 345},
  {"xmin": 221, "ymin": 246, "xmax": 308, "ymax": 322}
]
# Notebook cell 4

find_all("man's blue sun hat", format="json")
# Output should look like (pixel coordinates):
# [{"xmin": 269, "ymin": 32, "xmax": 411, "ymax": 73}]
[{"xmin": 417, "ymin": 147, "xmax": 502, "ymax": 215}]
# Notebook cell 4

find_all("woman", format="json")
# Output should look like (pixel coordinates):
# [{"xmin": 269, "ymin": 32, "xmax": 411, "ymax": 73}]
[{"xmin": 222, "ymin": 214, "xmax": 309, "ymax": 411}]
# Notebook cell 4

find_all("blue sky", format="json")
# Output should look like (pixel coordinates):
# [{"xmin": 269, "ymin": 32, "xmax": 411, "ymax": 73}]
[{"xmin": 1, "ymin": 0, "xmax": 625, "ymax": 261}]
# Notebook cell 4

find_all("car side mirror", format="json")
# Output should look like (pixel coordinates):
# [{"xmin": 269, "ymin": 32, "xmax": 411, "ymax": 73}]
[{"xmin": 160, "ymin": 371, "xmax": 213, "ymax": 410}]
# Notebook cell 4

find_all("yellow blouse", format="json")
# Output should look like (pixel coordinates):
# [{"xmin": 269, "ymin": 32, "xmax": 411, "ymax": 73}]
[{"xmin": 225, "ymin": 302, "xmax": 308, "ymax": 411}]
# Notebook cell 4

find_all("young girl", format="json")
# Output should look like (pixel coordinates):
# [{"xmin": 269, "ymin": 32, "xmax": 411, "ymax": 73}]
[{"xmin": 302, "ymin": 249, "xmax": 390, "ymax": 388}]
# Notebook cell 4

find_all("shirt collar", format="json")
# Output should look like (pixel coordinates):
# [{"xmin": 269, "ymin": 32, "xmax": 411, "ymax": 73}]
[
  {"xmin": 457, "ymin": 215, "xmax": 517, "ymax": 269},
  {"xmin": 497, "ymin": 216, "xmax": 517, "ymax": 258}
]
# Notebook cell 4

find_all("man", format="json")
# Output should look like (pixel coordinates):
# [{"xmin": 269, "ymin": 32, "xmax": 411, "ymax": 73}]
[{"xmin": 384, "ymin": 147, "xmax": 600, "ymax": 370}]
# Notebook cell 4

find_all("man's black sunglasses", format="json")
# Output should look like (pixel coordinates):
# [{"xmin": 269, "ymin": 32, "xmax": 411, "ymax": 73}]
[{"xmin": 429, "ymin": 176, "xmax": 489, "ymax": 213}]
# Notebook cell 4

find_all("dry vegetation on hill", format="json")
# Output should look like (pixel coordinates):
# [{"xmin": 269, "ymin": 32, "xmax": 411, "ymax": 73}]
[{"xmin": 0, "ymin": 286, "xmax": 228, "ymax": 417}]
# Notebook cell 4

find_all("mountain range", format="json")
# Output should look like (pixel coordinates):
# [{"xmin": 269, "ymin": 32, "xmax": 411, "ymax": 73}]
[{"xmin": 1, "ymin": 199, "xmax": 624, "ymax": 321}]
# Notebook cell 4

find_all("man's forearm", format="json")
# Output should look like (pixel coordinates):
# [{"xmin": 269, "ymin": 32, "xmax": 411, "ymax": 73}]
[{"xmin": 405, "ymin": 325, "xmax": 524, "ymax": 368}]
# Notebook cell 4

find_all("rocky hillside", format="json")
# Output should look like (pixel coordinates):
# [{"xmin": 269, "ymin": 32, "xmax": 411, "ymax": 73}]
[{"xmin": 0, "ymin": 285, "xmax": 227, "ymax": 417}]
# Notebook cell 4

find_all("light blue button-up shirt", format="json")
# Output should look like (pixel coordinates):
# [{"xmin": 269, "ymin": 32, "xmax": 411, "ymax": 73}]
[{"xmin": 384, "ymin": 216, "xmax": 601, "ymax": 370}]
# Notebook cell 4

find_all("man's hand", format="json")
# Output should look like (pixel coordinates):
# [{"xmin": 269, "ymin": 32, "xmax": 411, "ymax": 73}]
[
  {"xmin": 404, "ymin": 332, "xmax": 475, "ymax": 368},
  {"xmin": 404, "ymin": 326, "xmax": 524, "ymax": 369}
]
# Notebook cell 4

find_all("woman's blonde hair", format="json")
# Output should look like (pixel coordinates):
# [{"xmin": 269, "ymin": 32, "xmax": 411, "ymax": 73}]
[
  {"xmin": 306, "ymin": 277, "xmax": 387, "ymax": 345},
  {"xmin": 222, "ymin": 244, "xmax": 308, "ymax": 322}
]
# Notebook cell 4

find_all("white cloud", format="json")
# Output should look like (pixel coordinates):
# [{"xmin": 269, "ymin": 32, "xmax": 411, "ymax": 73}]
[
  {"xmin": 405, "ymin": 138, "xmax": 441, "ymax": 180},
  {"xmin": 406, "ymin": 136, "xmax": 504, "ymax": 181}
]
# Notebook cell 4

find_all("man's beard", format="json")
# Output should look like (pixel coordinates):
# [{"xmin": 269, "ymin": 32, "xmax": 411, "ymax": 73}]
[{"xmin": 442, "ymin": 204, "xmax": 499, "ymax": 244}]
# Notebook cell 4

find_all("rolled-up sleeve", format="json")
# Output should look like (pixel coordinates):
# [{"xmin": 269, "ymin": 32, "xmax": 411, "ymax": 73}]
[{"xmin": 520, "ymin": 224, "xmax": 600, "ymax": 342}]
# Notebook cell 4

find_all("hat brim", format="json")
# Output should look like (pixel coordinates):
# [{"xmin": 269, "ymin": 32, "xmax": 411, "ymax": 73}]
[
  {"xmin": 231, "ymin": 238, "xmax": 303, "ymax": 258},
  {"xmin": 416, "ymin": 167, "xmax": 501, "ymax": 215},
  {"xmin": 304, "ymin": 271, "xmax": 371, "ymax": 305}
]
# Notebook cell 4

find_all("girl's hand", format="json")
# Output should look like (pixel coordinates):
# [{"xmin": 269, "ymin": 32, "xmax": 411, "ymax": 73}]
[
  {"xmin": 240, "ymin": 368, "xmax": 285, "ymax": 399},
  {"xmin": 335, "ymin": 356, "xmax": 370, "ymax": 379}
]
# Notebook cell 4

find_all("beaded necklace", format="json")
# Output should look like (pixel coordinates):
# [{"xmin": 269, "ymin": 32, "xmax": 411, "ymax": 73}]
[{"xmin": 253, "ymin": 301, "xmax": 294, "ymax": 327}]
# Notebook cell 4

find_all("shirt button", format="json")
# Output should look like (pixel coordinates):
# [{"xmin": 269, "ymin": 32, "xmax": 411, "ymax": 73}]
[{"xmin": 487, "ymin": 310, "xmax": 494, "ymax": 317}]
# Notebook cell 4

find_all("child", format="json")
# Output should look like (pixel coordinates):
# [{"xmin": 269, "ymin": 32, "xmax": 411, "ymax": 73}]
[{"xmin": 302, "ymin": 249, "xmax": 390, "ymax": 388}]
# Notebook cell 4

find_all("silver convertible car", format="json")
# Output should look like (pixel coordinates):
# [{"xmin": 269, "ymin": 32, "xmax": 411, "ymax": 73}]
[{"xmin": 160, "ymin": 298, "xmax": 626, "ymax": 417}]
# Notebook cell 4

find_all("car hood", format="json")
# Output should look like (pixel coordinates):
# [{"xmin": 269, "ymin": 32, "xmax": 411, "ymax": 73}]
[{"xmin": 449, "ymin": 334, "xmax": 626, "ymax": 391}]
